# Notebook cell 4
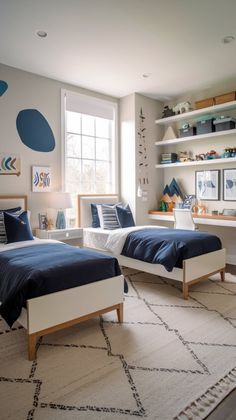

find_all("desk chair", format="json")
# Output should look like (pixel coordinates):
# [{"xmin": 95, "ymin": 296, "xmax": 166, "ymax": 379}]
[{"xmin": 173, "ymin": 208, "xmax": 197, "ymax": 230}]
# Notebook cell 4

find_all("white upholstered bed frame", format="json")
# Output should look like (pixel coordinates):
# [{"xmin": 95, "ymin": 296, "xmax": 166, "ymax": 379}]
[
  {"xmin": 0, "ymin": 196, "xmax": 124, "ymax": 360},
  {"xmin": 78, "ymin": 194, "xmax": 226, "ymax": 300}
]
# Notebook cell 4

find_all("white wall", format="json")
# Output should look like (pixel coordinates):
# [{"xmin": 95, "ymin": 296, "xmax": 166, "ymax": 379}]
[
  {"xmin": 0, "ymin": 63, "xmax": 118, "ymax": 227},
  {"xmin": 120, "ymin": 93, "xmax": 163, "ymax": 225}
]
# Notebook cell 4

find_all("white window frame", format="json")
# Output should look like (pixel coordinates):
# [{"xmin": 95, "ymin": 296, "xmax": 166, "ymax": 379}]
[{"xmin": 61, "ymin": 89, "xmax": 119, "ymax": 194}]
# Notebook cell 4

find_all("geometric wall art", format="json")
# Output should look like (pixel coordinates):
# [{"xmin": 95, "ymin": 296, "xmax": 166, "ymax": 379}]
[
  {"xmin": 32, "ymin": 166, "xmax": 51, "ymax": 192},
  {"xmin": 0, "ymin": 81, "xmax": 8, "ymax": 96},
  {"xmin": 16, "ymin": 109, "xmax": 55, "ymax": 152},
  {"xmin": 0, "ymin": 155, "xmax": 21, "ymax": 176}
]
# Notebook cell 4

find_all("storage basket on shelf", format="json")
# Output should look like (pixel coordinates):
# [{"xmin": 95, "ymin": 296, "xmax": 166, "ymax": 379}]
[{"xmin": 213, "ymin": 117, "xmax": 236, "ymax": 132}]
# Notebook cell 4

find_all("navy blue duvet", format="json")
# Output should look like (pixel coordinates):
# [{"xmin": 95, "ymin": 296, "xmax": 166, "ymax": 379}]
[
  {"xmin": 0, "ymin": 243, "xmax": 122, "ymax": 327},
  {"xmin": 121, "ymin": 228, "xmax": 222, "ymax": 272}
]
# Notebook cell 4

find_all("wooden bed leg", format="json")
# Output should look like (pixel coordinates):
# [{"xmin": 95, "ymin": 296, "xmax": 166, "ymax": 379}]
[
  {"xmin": 220, "ymin": 269, "xmax": 225, "ymax": 282},
  {"xmin": 182, "ymin": 283, "xmax": 189, "ymax": 300},
  {"xmin": 116, "ymin": 303, "xmax": 123, "ymax": 323},
  {"xmin": 28, "ymin": 333, "xmax": 37, "ymax": 361}
]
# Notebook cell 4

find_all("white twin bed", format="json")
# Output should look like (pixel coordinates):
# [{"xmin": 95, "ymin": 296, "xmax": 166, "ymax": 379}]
[
  {"xmin": 0, "ymin": 196, "xmax": 124, "ymax": 360},
  {"xmin": 79, "ymin": 194, "xmax": 226, "ymax": 300}
]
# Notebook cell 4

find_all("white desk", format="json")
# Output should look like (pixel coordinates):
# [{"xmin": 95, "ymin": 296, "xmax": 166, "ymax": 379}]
[{"xmin": 148, "ymin": 212, "xmax": 236, "ymax": 228}]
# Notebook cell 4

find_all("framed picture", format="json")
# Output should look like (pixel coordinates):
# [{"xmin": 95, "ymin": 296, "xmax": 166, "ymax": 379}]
[
  {"xmin": 38, "ymin": 213, "xmax": 48, "ymax": 230},
  {"xmin": 32, "ymin": 166, "xmax": 51, "ymax": 192},
  {"xmin": 223, "ymin": 168, "xmax": 236, "ymax": 201},
  {"xmin": 195, "ymin": 170, "xmax": 220, "ymax": 201}
]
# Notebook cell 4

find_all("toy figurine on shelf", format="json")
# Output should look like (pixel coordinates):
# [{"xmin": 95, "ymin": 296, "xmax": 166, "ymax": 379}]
[
  {"xmin": 162, "ymin": 105, "xmax": 175, "ymax": 118},
  {"xmin": 178, "ymin": 151, "xmax": 193, "ymax": 162},
  {"xmin": 173, "ymin": 101, "xmax": 192, "ymax": 114},
  {"xmin": 205, "ymin": 150, "xmax": 219, "ymax": 159},
  {"xmin": 195, "ymin": 153, "xmax": 205, "ymax": 161}
]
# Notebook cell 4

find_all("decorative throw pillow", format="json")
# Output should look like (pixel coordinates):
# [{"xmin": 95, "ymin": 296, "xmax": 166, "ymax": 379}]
[
  {"xmin": 97, "ymin": 204, "xmax": 121, "ymax": 230},
  {"xmin": 91, "ymin": 203, "xmax": 101, "ymax": 228},
  {"xmin": 0, "ymin": 207, "xmax": 22, "ymax": 243},
  {"xmin": 4, "ymin": 211, "xmax": 33, "ymax": 243},
  {"xmin": 116, "ymin": 204, "xmax": 135, "ymax": 228},
  {"xmin": 91, "ymin": 203, "xmax": 120, "ymax": 228}
]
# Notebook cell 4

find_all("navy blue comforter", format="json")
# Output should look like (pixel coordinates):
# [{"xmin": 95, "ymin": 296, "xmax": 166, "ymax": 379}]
[
  {"xmin": 0, "ymin": 243, "xmax": 122, "ymax": 327},
  {"xmin": 121, "ymin": 228, "xmax": 222, "ymax": 272}
]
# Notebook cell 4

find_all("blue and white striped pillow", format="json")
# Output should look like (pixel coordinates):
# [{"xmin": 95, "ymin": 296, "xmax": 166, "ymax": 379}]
[
  {"xmin": 0, "ymin": 207, "xmax": 22, "ymax": 243},
  {"xmin": 97, "ymin": 204, "xmax": 121, "ymax": 230}
]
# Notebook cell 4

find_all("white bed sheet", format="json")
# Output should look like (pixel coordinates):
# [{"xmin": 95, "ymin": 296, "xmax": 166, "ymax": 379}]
[
  {"xmin": 83, "ymin": 228, "xmax": 112, "ymax": 251},
  {"xmin": 83, "ymin": 225, "xmax": 168, "ymax": 253},
  {"xmin": 0, "ymin": 238, "xmax": 62, "ymax": 253}
]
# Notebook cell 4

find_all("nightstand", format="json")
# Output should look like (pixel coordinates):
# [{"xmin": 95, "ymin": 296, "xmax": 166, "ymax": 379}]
[{"xmin": 35, "ymin": 227, "xmax": 83, "ymax": 246}]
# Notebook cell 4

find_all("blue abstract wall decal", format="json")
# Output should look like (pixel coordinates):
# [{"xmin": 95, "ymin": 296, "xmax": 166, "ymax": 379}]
[
  {"xmin": 16, "ymin": 109, "xmax": 55, "ymax": 152},
  {"xmin": 0, "ymin": 80, "xmax": 8, "ymax": 96}
]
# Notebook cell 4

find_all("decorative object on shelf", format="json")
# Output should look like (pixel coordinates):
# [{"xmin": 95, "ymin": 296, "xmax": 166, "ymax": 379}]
[
  {"xmin": 223, "ymin": 168, "xmax": 236, "ymax": 201},
  {"xmin": 16, "ymin": 109, "xmax": 55, "ymax": 152},
  {"xmin": 213, "ymin": 116, "xmax": 236, "ymax": 131},
  {"xmin": 160, "ymin": 178, "xmax": 184, "ymax": 211},
  {"xmin": 195, "ymin": 153, "xmax": 205, "ymax": 161},
  {"xmin": 212, "ymin": 210, "xmax": 219, "ymax": 215},
  {"xmin": 195, "ymin": 170, "xmax": 220, "ymax": 201},
  {"xmin": 32, "ymin": 166, "xmax": 51, "ymax": 192},
  {"xmin": 183, "ymin": 195, "xmax": 196, "ymax": 209},
  {"xmin": 38, "ymin": 213, "xmax": 48, "ymax": 230},
  {"xmin": 205, "ymin": 150, "xmax": 219, "ymax": 160},
  {"xmin": 195, "ymin": 97, "xmax": 215, "ymax": 109},
  {"xmin": 222, "ymin": 208, "xmax": 236, "ymax": 216},
  {"xmin": 162, "ymin": 126, "xmax": 177, "ymax": 141},
  {"xmin": 196, "ymin": 202, "xmax": 207, "ymax": 214},
  {"xmin": 0, "ymin": 155, "xmax": 21, "ymax": 176},
  {"xmin": 137, "ymin": 108, "xmax": 148, "ymax": 198},
  {"xmin": 178, "ymin": 151, "xmax": 193, "ymax": 162},
  {"xmin": 49, "ymin": 192, "xmax": 72, "ymax": 229},
  {"xmin": 173, "ymin": 101, "xmax": 191, "ymax": 114},
  {"xmin": 162, "ymin": 105, "xmax": 175, "ymax": 118},
  {"xmin": 215, "ymin": 91, "xmax": 236, "ymax": 105},
  {"xmin": 221, "ymin": 148, "xmax": 236, "ymax": 158},
  {"xmin": 196, "ymin": 117, "xmax": 215, "ymax": 135},
  {"xmin": 179, "ymin": 122, "xmax": 196, "ymax": 138},
  {"xmin": 0, "ymin": 80, "xmax": 8, "ymax": 96},
  {"xmin": 160, "ymin": 152, "xmax": 178, "ymax": 164},
  {"xmin": 47, "ymin": 218, "xmax": 54, "ymax": 230}
]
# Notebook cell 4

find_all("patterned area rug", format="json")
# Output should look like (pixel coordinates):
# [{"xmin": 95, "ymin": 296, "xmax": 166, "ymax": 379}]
[{"xmin": 1, "ymin": 268, "xmax": 236, "ymax": 420}]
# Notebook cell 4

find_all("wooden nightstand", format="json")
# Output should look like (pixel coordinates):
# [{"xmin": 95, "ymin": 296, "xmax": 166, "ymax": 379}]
[{"xmin": 35, "ymin": 227, "xmax": 83, "ymax": 246}]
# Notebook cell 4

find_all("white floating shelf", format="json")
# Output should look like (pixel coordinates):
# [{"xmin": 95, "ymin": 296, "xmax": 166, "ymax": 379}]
[
  {"xmin": 155, "ymin": 128, "xmax": 236, "ymax": 146},
  {"xmin": 155, "ymin": 157, "xmax": 236, "ymax": 169},
  {"xmin": 155, "ymin": 100, "xmax": 236, "ymax": 125}
]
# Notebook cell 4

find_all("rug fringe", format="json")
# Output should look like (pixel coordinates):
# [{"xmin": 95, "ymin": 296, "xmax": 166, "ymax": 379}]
[{"xmin": 174, "ymin": 366, "xmax": 236, "ymax": 420}]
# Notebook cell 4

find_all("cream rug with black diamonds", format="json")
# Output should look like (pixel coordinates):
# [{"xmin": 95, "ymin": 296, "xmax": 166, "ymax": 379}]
[{"xmin": 1, "ymin": 269, "xmax": 236, "ymax": 420}]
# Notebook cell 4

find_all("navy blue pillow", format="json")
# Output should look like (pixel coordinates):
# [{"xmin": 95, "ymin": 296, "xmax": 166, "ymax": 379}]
[
  {"xmin": 116, "ymin": 204, "xmax": 135, "ymax": 228},
  {"xmin": 91, "ymin": 204, "xmax": 100, "ymax": 228},
  {"xmin": 4, "ymin": 211, "xmax": 33, "ymax": 243}
]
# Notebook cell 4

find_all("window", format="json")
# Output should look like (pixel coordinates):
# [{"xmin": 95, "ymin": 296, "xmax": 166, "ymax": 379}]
[{"xmin": 62, "ymin": 90, "xmax": 118, "ymax": 196}]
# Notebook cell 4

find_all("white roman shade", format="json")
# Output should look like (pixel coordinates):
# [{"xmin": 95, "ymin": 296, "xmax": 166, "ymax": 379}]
[{"xmin": 65, "ymin": 90, "xmax": 114, "ymax": 120}]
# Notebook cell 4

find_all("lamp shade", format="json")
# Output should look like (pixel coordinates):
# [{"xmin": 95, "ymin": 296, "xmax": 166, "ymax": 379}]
[{"xmin": 49, "ymin": 192, "xmax": 72, "ymax": 209}]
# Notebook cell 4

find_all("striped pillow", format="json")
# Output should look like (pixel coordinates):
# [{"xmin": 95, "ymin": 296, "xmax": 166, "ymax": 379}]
[
  {"xmin": 0, "ymin": 207, "xmax": 22, "ymax": 243},
  {"xmin": 97, "ymin": 204, "xmax": 121, "ymax": 230}
]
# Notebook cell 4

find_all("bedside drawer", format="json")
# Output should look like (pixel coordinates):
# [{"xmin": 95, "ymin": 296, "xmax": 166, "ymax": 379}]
[{"xmin": 48, "ymin": 229, "xmax": 82, "ymax": 240}]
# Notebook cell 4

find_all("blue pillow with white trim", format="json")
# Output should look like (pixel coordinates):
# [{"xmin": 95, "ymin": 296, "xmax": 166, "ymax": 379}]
[{"xmin": 116, "ymin": 204, "xmax": 135, "ymax": 228}]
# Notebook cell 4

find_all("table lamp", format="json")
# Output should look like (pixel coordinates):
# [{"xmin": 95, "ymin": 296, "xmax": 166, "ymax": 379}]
[{"xmin": 50, "ymin": 192, "xmax": 72, "ymax": 229}]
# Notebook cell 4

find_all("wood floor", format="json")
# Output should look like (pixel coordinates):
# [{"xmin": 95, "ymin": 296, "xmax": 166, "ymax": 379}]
[{"xmin": 206, "ymin": 264, "xmax": 236, "ymax": 419}]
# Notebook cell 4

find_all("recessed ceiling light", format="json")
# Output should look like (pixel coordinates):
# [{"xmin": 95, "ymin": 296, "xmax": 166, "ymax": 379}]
[
  {"xmin": 222, "ymin": 35, "xmax": 235, "ymax": 44},
  {"xmin": 36, "ymin": 30, "xmax": 48, "ymax": 38},
  {"xmin": 142, "ymin": 73, "xmax": 152, "ymax": 78}
]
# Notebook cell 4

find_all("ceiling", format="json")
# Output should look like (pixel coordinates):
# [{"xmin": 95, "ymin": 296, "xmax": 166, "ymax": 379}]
[{"xmin": 1, "ymin": 0, "xmax": 236, "ymax": 100}]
